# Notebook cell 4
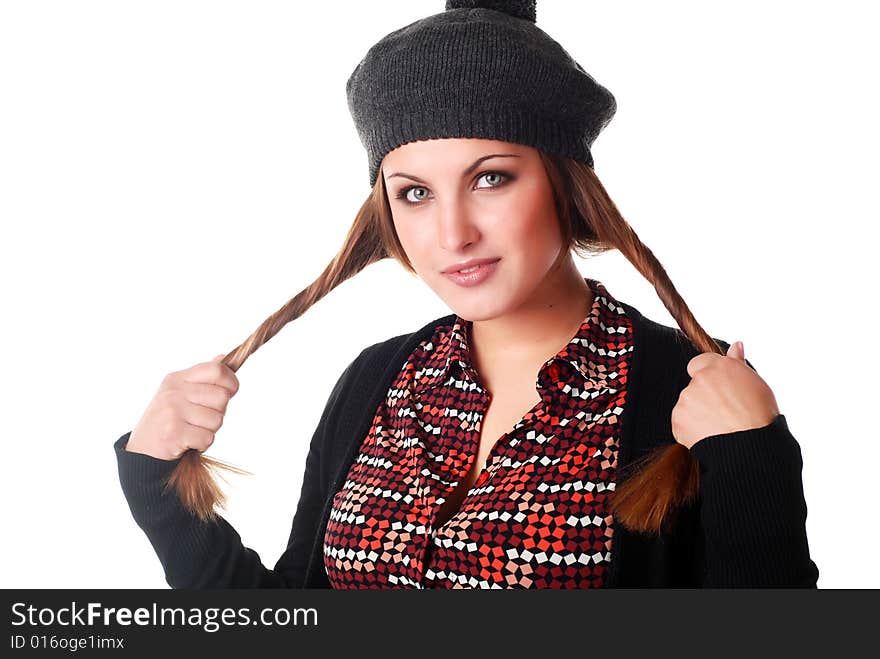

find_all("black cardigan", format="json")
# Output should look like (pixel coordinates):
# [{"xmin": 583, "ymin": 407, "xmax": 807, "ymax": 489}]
[{"xmin": 114, "ymin": 301, "xmax": 820, "ymax": 588}]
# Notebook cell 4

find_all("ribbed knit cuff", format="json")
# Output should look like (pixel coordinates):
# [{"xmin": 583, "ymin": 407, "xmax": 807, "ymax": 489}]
[
  {"xmin": 685, "ymin": 413, "xmax": 818, "ymax": 586},
  {"xmin": 688, "ymin": 414, "xmax": 801, "ymax": 472},
  {"xmin": 113, "ymin": 431, "xmax": 184, "ymax": 525},
  {"xmin": 363, "ymin": 104, "xmax": 595, "ymax": 187}
]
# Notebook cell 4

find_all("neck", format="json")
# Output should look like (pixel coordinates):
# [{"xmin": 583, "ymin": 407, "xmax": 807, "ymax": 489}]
[{"xmin": 468, "ymin": 252, "xmax": 594, "ymax": 376}]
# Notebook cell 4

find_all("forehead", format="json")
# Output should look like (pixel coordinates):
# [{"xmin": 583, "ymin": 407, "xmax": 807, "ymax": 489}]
[{"xmin": 382, "ymin": 137, "xmax": 532, "ymax": 170}]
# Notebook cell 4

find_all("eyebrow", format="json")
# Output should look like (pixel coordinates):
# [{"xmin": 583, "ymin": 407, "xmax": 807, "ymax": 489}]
[{"xmin": 387, "ymin": 153, "xmax": 521, "ymax": 184}]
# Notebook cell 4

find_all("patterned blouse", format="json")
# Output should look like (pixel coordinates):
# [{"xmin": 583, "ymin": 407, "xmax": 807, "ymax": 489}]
[{"xmin": 323, "ymin": 277, "xmax": 634, "ymax": 588}]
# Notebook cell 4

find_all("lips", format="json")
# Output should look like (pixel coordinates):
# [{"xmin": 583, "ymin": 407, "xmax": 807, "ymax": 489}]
[
  {"xmin": 441, "ymin": 257, "xmax": 501, "ymax": 274},
  {"xmin": 442, "ymin": 258, "xmax": 501, "ymax": 287}
]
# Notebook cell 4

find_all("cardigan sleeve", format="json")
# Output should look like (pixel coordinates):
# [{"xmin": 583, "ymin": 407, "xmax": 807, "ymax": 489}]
[
  {"xmin": 113, "ymin": 356, "xmax": 356, "ymax": 589},
  {"xmin": 688, "ymin": 413, "xmax": 820, "ymax": 587}
]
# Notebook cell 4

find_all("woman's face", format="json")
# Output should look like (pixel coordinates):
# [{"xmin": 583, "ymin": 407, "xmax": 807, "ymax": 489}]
[{"xmin": 381, "ymin": 137, "xmax": 566, "ymax": 321}]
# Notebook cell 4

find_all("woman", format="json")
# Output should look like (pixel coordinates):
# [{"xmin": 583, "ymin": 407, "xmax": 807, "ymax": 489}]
[{"xmin": 114, "ymin": 0, "xmax": 819, "ymax": 588}]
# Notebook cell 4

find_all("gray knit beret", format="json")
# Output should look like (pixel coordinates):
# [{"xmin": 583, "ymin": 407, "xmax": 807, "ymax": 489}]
[{"xmin": 345, "ymin": 0, "xmax": 617, "ymax": 188}]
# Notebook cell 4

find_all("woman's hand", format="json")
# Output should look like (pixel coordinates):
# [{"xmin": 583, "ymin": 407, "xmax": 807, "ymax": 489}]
[
  {"xmin": 126, "ymin": 353, "xmax": 240, "ymax": 461},
  {"xmin": 672, "ymin": 341, "xmax": 780, "ymax": 450}
]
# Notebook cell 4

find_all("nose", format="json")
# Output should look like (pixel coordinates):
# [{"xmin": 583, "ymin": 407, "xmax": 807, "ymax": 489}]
[{"xmin": 437, "ymin": 198, "xmax": 480, "ymax": 252}]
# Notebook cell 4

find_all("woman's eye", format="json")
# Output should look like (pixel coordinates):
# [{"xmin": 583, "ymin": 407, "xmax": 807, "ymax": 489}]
[
  {"xmin": 395, "ymin": 171, "xmax": 511, "ymax": 205},
  {"xmin": 402, "ymin": 187, "xmax": 430, "ymax": 204},
  {"xmin": 475, "ymin": 171, "xmax": 507, "ymax": 189}
]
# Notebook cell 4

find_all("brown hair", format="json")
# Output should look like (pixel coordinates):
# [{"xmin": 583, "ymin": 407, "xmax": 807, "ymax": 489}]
[{"xmin": 166, "ymin": 149, "xmax": 723, "ymax": 536}]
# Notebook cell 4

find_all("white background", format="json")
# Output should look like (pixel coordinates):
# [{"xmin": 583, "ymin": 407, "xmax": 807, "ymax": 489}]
[{"xmin": 1, "ymin": 1, "xmax": 876, "ymax": 588}]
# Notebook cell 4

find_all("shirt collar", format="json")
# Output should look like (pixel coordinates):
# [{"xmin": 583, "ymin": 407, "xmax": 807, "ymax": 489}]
[
  {"xmin": 410, "ymin": 313, "xmax": 476, "ymax": 395},
  {"xmin": 411, "ymin": 277, "xmax": 628, "ymax": 397}
]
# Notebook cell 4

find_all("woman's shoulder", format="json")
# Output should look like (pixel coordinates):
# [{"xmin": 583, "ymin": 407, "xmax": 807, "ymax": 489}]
[
  {"xmin": 356, "ymin": 312, "xmax": 457, "ymax": 364},
  {"xmin": 318, "ymin": 313, "xmax": 459, "ymax": 432},
  {"xmin": 325, "ymin": 313, "xmax": 458, "ymax": 398},
  {"xmin": 618, "ymin": 299, "xmax": 745, "ymax": 374}
]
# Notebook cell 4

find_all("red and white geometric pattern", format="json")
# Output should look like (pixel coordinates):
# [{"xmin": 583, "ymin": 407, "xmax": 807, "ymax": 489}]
[{"xmin": 323, "ymin": 277, "xmax": 633, "ymax": 588}]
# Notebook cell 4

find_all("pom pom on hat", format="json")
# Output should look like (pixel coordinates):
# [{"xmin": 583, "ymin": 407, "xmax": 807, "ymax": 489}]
[{"xmin": 444, "ymin": 0, "xmax": 537, "ymax": 23}]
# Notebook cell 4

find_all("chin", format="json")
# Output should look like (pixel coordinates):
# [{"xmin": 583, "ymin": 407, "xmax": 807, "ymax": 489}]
[
  {"xmin": 427, "ymin": 273, "xmax": 524, "ymax": 321},
  {"xmin": 442, "ymin": 290, "xmax": 512, "ymax": 322},
  {"xmin": 452, "ymin": 307, "xmax": 500, "ymax": 323}
]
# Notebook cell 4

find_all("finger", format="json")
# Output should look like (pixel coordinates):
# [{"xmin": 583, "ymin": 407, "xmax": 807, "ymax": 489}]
[
  {"xmin": 183, "ymin": 360, "xmax": 240, "ymax": 396},
  {"xmin": 686, "ymin": 352, "xmax": 722, "ymax": 378},
  {"xmin": 181, "ymin": 381, "xmax": 231, "ymax": 414},
  {"xmin": 179, "ymin": 400, "xmax": 225, "ymax": 433},
  {"xmin": 726, "ymin": 341, "xmax": 746, "ymax": 362},
  {"xmin": 181, "ymin": 421, "xmax": 216, "ymax": 453}
]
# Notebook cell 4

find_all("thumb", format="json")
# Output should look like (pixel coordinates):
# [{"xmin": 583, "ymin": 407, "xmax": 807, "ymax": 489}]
[
  {"xmin": 212, "ymin": 353, "xmax": 226, "ymax": 362},
  {"xmin": 726, "ymin": 341, "xmax": 745, "ymax": 362}
]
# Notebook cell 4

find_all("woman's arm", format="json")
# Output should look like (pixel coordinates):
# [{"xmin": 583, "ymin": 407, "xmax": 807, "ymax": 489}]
[
  {"xmin": 688, "ymin": 413, "xmax": 820, "ymax": 587},
  {"xmin": 114, "ymin": 356, "xmax": 357, "ymax": 589},
  {"xmin": 675, "ymin": 344, "xmax": 820, "ymax": 588}
]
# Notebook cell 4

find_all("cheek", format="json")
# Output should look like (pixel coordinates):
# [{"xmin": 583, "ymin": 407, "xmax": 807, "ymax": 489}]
[
  {"xmin": 500, "ymin": 190, "xmax": 562, "ymax": 264},
  {"xmin": 393, "ymin": 218, "xmax": 432, "ymax": 270}
]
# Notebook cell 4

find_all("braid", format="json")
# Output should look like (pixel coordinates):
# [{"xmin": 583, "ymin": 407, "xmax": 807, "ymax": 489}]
[
  {"xmin": 167, "ymin": 187, "xmax": 389, "ymax": 521},
  {"xmin": 542, "ymin": 153, "xmax": 725, "ymax": 534}
]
